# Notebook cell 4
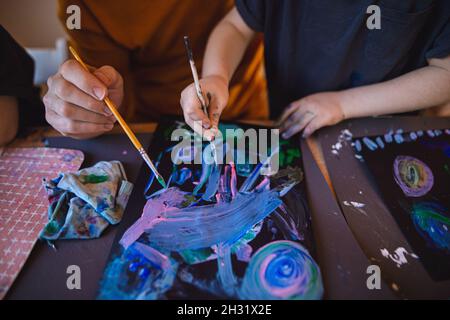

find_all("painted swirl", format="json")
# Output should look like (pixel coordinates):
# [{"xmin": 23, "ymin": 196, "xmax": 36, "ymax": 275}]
[
  {"xmin": 240, "ymin": 240, "xmax": 323, "ymax": 300},
  {"xmin": 411, "ymin": 202, "xmax": 450, "ymax": 251},
  {"xmin": 393, "ymin": 156, "xmax": 434, "ymax": 197}
]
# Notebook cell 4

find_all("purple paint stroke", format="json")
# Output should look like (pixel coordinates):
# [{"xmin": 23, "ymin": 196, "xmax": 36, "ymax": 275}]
[
  {"xmin": 235, "ymin": 243, "xmax": 253, "ymax": 262},
  {"xmin": 145, "ymin": 188, "xmax": 283, "ymax": 251},
  {"xmin": 120, "ymin": 187, "xmax": 190, "ymax": 248},
  {"xmin": 216, "ymin": 165, "xmax": 231, "ymax": 203},
  {"xmin": 133, "ymin": 241, "xmax": 172, "ymax": 271},
  {"xmin": 143, "ymin": 163, "xmax": 300, "ymax": 252},
  {"xmin": 230, "ymin": 162, "xmax": 237, "ymax": 199},
  {"xmin": 272, "ymin": 206, "xmax": 302, "ymax": 241},
  {"xmin": 217, "ymin": 164, "xmax": 237, "ymax": 203},
  {"xmin": 393, "ymin": 156, "xmax": 434, "ymax": 197}
]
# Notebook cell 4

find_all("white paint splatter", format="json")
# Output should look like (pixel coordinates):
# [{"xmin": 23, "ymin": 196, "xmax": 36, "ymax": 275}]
[
  {"xmin": 331, "ymin": 129, "xmax": 353, "ymax": 156},
  {"xmin": 380, "ymin": 247, "xmax": 419, "ymax": 268},
  {"xmin": 391, "ymin": 283, "xmax": 400, "ymax": 291},
  {"xmin": 342, "ymin": 201, "xmax": 367, "ymax": 216},
  {"xmin": 343, "ymin": 201, "xmax": 365, "ymax": 208}
]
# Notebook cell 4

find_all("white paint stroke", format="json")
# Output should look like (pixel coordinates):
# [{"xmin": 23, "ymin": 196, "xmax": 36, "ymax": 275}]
[{"xmin": 380, "ymin": 247, "xmax": 419, "ymax": 268}]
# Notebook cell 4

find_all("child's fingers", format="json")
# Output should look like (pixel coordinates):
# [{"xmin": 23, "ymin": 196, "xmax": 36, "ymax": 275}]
[
  {"xmin": 180, "ymin": 84, "xmax": 211, "ymax": 131},
  {"xmin": 276, "ymin": 102, "xmax": 300, "ymax": 126},
  {"xmin": 280, "ymin": 107, "xmax": 313, "ymax": 131},
  {"xmin": 183, "ymin": 109, "xmax": 206, "ymax": 137},
  {"xmin": 280, "ymin": 105, "xmax": 316, "ymax": 136},
  {"xmin": 303, "ymin": 116, "xmax": 326, "ymax": 138},
  {"xmin": 282, "ymin": 113, "xmax": 315, "ymax": 139},
  {"xmin": 207, "ymin": 94, "xmax": 224, "ymax": 139}
]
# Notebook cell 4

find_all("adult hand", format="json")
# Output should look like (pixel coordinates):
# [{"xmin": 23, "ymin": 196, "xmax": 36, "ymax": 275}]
[{"xmin": 43, "ymin": 59, "xmax": 124, "ymax": 139}]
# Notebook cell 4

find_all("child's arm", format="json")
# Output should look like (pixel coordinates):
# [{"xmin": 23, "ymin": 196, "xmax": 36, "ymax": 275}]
[
  {"xmin": 0, "ymin": 96, "xmax": 19, "ymax": 146},
  {"xmin": 180, "ymin": 7, "xmax": 254, "ymax": 139},
  {"xmin": 280, "ymin": 55, "xmax": 450, "ymax": 139}
]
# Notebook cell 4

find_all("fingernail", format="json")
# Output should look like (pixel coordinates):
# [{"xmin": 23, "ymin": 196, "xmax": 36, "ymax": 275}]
[
  {"xmin": 203, "ymin": 121, "xmax": 211, "ymax": 129},
  {"xmin": 204, "ymin": 131, "xmax": 214, "ymax": 142},
  {"xmin": 104, "ymin": 123, "xmax": 114, "ymax": 130},
  {"xmin": 104, "ymin": 107, "xmax": 112, "ymax": 115},
  {"xmin": 93, "ymin": 87, "xmax": 105, "ymax": 100}
]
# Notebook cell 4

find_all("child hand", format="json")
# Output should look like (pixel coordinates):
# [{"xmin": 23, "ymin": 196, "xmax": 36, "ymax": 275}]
[
  {"xmin": 180, "ymin": 75, "xmax": 229, "ymax": 141},
  {"xmin": 278, "ymin": 92, "xmax": 345, "ymax": 139}
]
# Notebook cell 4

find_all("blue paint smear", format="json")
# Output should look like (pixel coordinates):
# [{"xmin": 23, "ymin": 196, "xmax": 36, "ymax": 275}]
[
  {"xmin": 384, "ymin": 133, "xmax": 393, "ymax": 143},
  {"xmin": 239, "ymin": 162, "xmax": 263, "ymax": 192},
  {"xmin": 193, "ymin": 162, "xmax": 212, "ymax": 195},
  {"xmin": 375, "ymin": 137, "xmax": 385, "ymax": 149},
  {"xmin": 144, "ymin": 152, "xmax": 164, "ymax": 199},
  {"xmin": 363, "ymin": 137, "xmax": 378, "ymax": 151},
  {"xmin": 354, "ymin": 140, "xmax": 362, "ymax": 152},
  {"xmin": 146, "ymin": 189, "xmax": 283, "ymax": 251},
  {"xmin": 202, "ymin": 164, "xmax": 222, "ymax": 201},
  {"xmin": 98, "ymin": 243, "xmax": 177, "ymax": 300},
  {"xmin": 172, "ymin": 167, "xmax": 192, "ymax": 186},
  {"xmin": 394, "ymin": 134, "xmax": 404, "ymax": 144}
]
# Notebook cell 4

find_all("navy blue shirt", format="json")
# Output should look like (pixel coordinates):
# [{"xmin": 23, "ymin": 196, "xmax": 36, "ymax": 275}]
[{"xmin": 235, "ymin": 0, "xmax": 450, "ymax": 118}]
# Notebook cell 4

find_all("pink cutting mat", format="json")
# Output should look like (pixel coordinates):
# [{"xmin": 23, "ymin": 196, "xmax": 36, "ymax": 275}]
[{"xmin": 0, "ymin": 147, "xmax": 84, "ymax": 299}]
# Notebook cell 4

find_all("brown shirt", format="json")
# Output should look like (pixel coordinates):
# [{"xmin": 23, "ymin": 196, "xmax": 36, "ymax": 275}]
[{"xmin": 58, "ymin": 0, "xmax": 268, "ymax": 121}]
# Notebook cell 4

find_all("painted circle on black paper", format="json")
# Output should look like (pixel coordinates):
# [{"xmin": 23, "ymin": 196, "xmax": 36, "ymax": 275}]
[{"xmin": 393, "ymin": 155, "xmax": 434, "ymax": 197}]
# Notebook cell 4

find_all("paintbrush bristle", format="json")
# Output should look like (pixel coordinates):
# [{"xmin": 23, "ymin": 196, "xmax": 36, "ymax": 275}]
[
  {"xmin": 157, "ymin": 175, "xmax": 167, "ymax": 189},
  {"xmin": 183, "ymin": 35, "xmax": 194, "ymax": 61}
]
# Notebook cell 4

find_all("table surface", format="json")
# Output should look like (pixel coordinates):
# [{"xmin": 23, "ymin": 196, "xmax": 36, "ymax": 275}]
[
  {"xmin": 4, "ymin": 122, "xmax": 339, "ymax": 299},
  {"xmin": 6, "ymin": 118, "xmax": 450, "ymax": 299}
]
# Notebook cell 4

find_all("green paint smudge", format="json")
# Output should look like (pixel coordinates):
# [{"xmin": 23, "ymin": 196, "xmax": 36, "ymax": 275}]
[{"xmin": 81, "ymin": 174, "xmax": 109, "ymax": 184}]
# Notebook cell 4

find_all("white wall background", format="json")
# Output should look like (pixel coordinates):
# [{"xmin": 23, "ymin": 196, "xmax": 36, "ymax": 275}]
[{"xmin": 0, "ymin": 0, "xmax": 65, "ymax": 48}]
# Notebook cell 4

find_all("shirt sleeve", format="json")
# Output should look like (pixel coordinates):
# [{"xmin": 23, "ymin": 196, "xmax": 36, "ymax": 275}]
[
  {"xmin": 0, "ymin": 25, "xmax": 45, "ymax": 128},
  {"xmin": 426, "ymin": 18, "xmax": 450, "ymax": 59},
  {"xmin": 235, "ymin": 0, "xmax": 266, "ymax": 32},
  {"xmin": 0, "ymin": 25, "xmax": 35, "ymax": 99}
]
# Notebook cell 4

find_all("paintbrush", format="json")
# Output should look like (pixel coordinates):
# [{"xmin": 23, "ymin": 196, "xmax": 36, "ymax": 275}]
[
  {"xmin": 183, "ymin": 36, "xmax": 218, "ymax": 163},
  {"xmin": 68, "ymin": 46, "xmax": 166, "ymax": 188},
  {"xmin": 183, "ymin": 36, "xmax": 209, "ymax": 116}
]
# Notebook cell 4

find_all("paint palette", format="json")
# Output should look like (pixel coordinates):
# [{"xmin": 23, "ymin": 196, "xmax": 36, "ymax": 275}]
[
  {"xmin": 0, "ymin": 147, "xmax": 84, "ymax": 299},
  {"xmin": 354, "ymin": 129, "xmax": 450, "ymax": 281}
]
